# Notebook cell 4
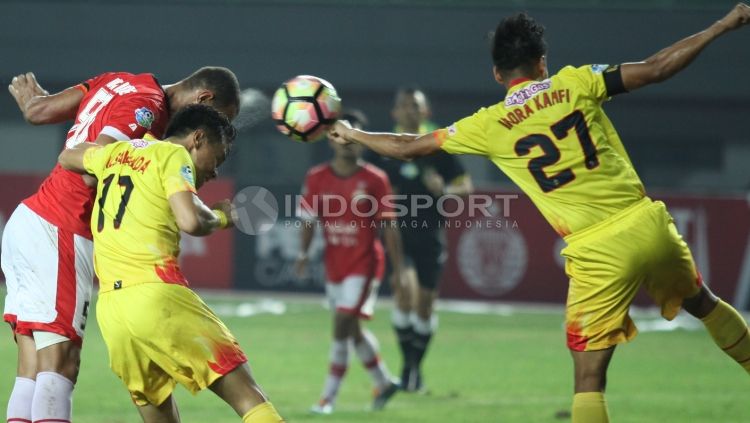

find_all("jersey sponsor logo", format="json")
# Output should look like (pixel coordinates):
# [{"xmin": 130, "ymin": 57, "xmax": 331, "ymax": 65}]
[
  {"xmin": 447, "ymin": 124, "xmax": 457, "ymax": 136},
  {"xmin": 504, "ymin": 80, "xmax": 551, "ymax": 107},
  {"xmin": 129, "ymin": 123, "xmax": 138, "ymax": 131},
  {"xmin": 180, "ymin": 165, "xmax": 195, "ymax": 186},
  {"xmin": 128, "ymin": 139, "xmax": 151, "ymax": 149},
  {"xmin": 590, "ymin": 64, "xmax": 609, "ymax": 74},
  {"xmin": 135, "ymin": 107, "xmax": 155, "ymax": 129}
]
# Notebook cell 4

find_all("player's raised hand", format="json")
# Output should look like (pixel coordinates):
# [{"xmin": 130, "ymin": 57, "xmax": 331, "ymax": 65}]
[
  {"xmin": 8, "ymin": 72, "xmax": 49, "ymax": 117},
  {"xmin": 718, "ymin": 3, "xmax": 750, "ymax": 31},
  {"xmin": 327, "ymin": 120, "xmax": 354, "ymax": 145},
  {"xmin": 211, "ymin": 199, "xmax": 236, "ymax": 229}
]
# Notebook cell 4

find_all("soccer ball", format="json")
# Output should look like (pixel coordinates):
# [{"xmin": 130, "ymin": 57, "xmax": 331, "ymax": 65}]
[{"xmin": 271, "ymin": 75, "xmax": 342, "ymax": 142}]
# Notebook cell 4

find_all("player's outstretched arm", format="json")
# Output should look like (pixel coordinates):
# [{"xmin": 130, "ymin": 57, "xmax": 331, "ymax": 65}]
[
  {"xmin": 328, "ymin": 120, "xmax": 442, "ymax": 161},
  {"xmin": 9, "ymin": 72, "xmax": 83, "ymax": 125},
  {"xmin": 620, "ymin": 2, "xmax": 750, "ymax": 91},
  {"xmin": 168, "ymin": 192, "xmax": 230, "ymax": 236},
  {"xmin": 58, "ymin": 143, "xmax": 101, "ymax": 174}
]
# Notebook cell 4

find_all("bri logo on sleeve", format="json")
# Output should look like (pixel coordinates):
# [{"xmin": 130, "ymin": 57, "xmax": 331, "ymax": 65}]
[{"xmin": 135, "ymin": 107, "xmax": 155, "ymax": 129}]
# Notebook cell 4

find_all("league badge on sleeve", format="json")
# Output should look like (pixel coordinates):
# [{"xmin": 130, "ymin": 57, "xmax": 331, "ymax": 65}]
[
  {"xmin": 590, "ymin": 64, "xmax": 610, "ymax": 74},
  {"xmin": 180, "ymin": 165, "xmax": 195, "ymax": 187},
  {"xmin": 135, "ymin": 107, "xmax": 155, "ymax": 130}
]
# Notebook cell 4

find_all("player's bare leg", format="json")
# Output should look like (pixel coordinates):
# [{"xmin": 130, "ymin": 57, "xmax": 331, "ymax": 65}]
[
  {"xmin": 7, "ymin": 333, "xmax": 37, "ymax": 422},
  {"xmin": 32, "ymin": 338, "xmax": 80, "ymax": 422},
  {"xmin": 570, "ymin": 347, "xmax": 614, "ymax": 423},
  {"xmin": 210, "ymin": 363, "xmax": 284, "ymax": 422},
  {"xmin": 347, "ymin": 315, "xmax": 398, "ymax": 410},
  {"xmin": 312, "ymin": 312, "xmax": 354, "ymax": 414},
  {"xmin": 137, "ymin": 394, "xmax": 180, "ymax": 423},
  {"xmin": 683, "ymin": 285, "xmax": 750, "ymax": 374},
  {"xmin": 391, "ymin": 267, "xmax": 418, "ymax": 390},
  {"xmin": 36, "ymin": 339, "xmax": 80, "ymax": 383}
]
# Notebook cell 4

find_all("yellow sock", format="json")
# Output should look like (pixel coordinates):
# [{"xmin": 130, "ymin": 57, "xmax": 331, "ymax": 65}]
[
  {"xmin": 701, "ymin": 300, "xmax": 750, "ymax": 374},
  {"xmin": 241, "ymin": 402, "xmax": 284, "ymax": 423},
  {"xmin": 572, "ymin": 392, "xmax": 609, "ymax": 423}
]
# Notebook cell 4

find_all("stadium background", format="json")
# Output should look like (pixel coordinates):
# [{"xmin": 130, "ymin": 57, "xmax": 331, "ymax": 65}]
[{"xmin": 2, "ymin": 0, "xmax": 747, "ymax": 309}]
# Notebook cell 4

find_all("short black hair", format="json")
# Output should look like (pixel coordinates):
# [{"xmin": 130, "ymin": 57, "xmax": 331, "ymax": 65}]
[
  {"xmin": 165, "ymin": 104, "xmax": 236, "ymax": 145},
  {"xmin": 491, "ymin": 12, "xmax": 547, "ymax": 73},
  {"xmin": 183, "ymin": 66, "xmax": 241, "ymax": 114},
  {"xmin": 340, "ymin": 109, "xmax": 369, "ymax": 129}
]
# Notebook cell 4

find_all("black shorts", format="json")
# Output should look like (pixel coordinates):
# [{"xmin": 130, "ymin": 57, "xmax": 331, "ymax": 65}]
[{"xmin": 402, "ymin": 233, "xmax": 446, "ymax": 291}]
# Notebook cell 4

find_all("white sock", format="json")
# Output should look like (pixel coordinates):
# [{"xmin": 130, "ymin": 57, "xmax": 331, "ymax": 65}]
[
  {"xmin": 31, "ymin": 372, "xmax": 73, "ymax": 423},
  {"xmin": 7, "ymin": 377, "xmax": 35, "ymax": 422},
  {"xmin": 320, "ymin": 339, "xmax": 349, "ymax": 404},
  {"xmin": 354, "ymin": 329, "xmax": 391, "ymax": 389},
  {"xmin": 391, "ymin": 308, "xmax": 411, "ymax": 329},
  {"xmin": 410, "ymin": 312, "xmax": 438, "ymax": 336}
]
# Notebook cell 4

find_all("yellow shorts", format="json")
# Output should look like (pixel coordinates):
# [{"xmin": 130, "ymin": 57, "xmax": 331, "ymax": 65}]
[
  {"xmin": 562, "ymin": 197, "xmax": 702, "ymax": 352},
  {"xmin": 96, "ymin": 283, "xmax": 247, "ymax": 406}
]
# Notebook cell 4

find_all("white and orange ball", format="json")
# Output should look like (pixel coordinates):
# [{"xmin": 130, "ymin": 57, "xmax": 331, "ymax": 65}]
[{"xmin": 271, "ymin": 75, "xmax": 342, "ymax": 142}]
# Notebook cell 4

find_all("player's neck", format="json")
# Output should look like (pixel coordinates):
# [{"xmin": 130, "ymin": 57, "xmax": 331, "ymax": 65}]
[
  {"xmin": 330, "ymin": 158, "xmax": 361, "ymax": 178},
  {"xmin": 162, "ymin": 83, "xmax": 183, "ymax": 116},
  {"xmin": 502, "ymin": 70, "xmax": 542, "ymax": 89}
]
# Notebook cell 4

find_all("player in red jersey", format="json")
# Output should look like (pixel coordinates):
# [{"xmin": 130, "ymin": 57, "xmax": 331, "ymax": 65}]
[
  {"xmin": 3, "ymin": 67, "xmax": 240, "ymax": 423},
  {"xmin": 295, "ymin": 110, "xmax": 404, "ymax": 414}
]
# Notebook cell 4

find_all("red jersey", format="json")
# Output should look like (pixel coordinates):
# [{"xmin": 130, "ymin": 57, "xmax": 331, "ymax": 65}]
[
  {"xmin": 23, "ymin": 72, "xmax": 170, "ymax": 239},
  {"xmin": 299, "ymin": 163, "xmax": 394, "ymax": 283}
]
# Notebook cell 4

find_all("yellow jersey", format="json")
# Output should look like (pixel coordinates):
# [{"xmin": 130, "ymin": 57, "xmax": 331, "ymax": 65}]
[
  {"xmin": 83, "ymin": 139, "xmax": 197, "ymax": 292},
  {"xmin": 439, "ymin": 65, "xmax": 645, "ymax": 237}
]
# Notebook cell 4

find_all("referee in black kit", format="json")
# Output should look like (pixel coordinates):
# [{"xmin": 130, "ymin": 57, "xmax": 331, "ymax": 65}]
[{"xmin": 365, "ymin": 87, "xmax": 473, "ymax": 392}]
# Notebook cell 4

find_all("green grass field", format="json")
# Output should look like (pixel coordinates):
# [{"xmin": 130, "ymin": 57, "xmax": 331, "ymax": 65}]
[{"xmin": 0, "ymin": 292, "xmax": 747, "ymax": 423}]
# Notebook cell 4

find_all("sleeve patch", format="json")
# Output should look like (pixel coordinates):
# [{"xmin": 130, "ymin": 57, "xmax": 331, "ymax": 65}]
[
  {"xmin": 180, "ymin": 165, "xmax": 195, "ymax": 186},
  {"xmin": 590, "ymin": 64, "xmax": 609, "ymax": 74},
  {"xmin": 135, "ymin": 107, "xmax": 155, "ymax": 129}
]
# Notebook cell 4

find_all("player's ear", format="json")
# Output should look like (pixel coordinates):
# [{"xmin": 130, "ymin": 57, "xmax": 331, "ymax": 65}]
[
  {"xmin": 493, "ymin": 66, "xmax": 505, "ymax": 85},
  {"xmin": 195, "ymin": 89, "xmax": 215, "ymax": 105},
  {"xmin": 190, "ymin": 129, "xmax": 206, "ymax": 150},
  {"xmin": 538, "ymin": 55, "xmax": 548, "ymax": 79}
]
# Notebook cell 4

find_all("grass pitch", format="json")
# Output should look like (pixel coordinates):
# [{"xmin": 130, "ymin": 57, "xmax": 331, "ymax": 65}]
[{"xmin": 0, "ymin": 291, "xmax": 747, "ymax": 423}]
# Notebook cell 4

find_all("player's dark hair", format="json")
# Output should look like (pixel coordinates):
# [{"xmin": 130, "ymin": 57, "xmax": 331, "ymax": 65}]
[
  {"xmin": 340, "ymin": 109, "xmax": 369, "ymax": 129},
  {"xmin": 183, "ymin": 66, "xmax": 241, "ymax": 114},
  {"xmin": 165, "ymin": 104, "xmax": 237, "ymax": 145},
  {"xmin": 491, "ymin": 12, "xmax": 547, "ymax": 74}
]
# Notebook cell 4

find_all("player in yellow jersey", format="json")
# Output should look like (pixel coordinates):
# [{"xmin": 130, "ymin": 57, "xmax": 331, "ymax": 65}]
[
  {"xmin": 328, "ymin": 4, "xmax": 750, "ymax": 422},
  {"xmin": 57, "ymin": 104, "xmax": 284, "ymax": 423}
]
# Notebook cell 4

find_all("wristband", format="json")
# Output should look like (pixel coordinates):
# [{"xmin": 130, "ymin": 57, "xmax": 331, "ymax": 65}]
[{"xmin": 213, "ymin": 209, "xmax": 229, "ymax": 229}]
